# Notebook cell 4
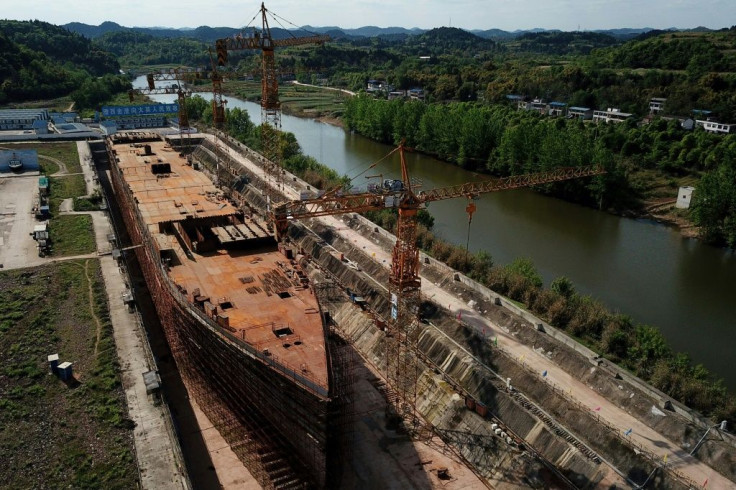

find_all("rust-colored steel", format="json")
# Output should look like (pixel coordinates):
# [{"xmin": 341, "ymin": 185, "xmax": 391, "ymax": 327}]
[{"xmin": 106, "ymin": 133, "xmax": 350, "ymax": 488}]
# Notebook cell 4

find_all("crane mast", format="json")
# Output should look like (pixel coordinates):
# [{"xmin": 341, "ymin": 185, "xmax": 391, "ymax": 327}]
[
  {"xmin": 215, "ymin": 2, "xmax": 329, "ymax": 213},
  {"xmin": 273, "ymin": 143, "xmax": 605, "ymax": 425},
  {"xmin": 132, "ymin": 68, "xmax": 210, "ymax": 156}
]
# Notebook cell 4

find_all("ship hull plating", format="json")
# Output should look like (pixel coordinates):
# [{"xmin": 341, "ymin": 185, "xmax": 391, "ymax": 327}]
[{"xmin": 106, "ymin": 134, "xmax": 345, "ymax": 488}]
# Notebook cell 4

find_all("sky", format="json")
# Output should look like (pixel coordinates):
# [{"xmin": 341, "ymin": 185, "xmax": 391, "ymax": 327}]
[{"xmin": 3, "ymin": 0, "xmax": 735, "ymax": 31}]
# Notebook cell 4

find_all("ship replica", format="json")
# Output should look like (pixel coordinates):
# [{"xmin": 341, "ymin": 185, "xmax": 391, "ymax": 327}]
[{"xmin": 106, "ymin": 132, "xmax": 348, "ymax": 489}]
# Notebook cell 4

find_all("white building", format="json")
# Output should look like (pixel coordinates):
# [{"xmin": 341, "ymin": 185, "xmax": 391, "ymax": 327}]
[
  {"xmin": 649, "ymin": 98, "xmax": 667, "ymax": 114},
  {"xmin": 568, "ymin": 106, "xmax": 593, "ymax": 120},
  {"xmin": 593, "ymin": 108, "xmax": 633, "ymax": 124},
  {"xmin": 676, "ymin": 186, "xmax": 695, "ymax": 209},
  {"xmin": 696, "ymin": 120, "xmax": 735, "ymax": 135}
]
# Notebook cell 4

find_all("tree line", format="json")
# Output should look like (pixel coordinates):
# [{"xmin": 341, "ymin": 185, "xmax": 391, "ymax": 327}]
[
  {"xmin": 343, "ymin": 94, "xmax": 736, "ymax": 246},
  {"xmin": 0, "ymin": 20, "xmax": 126, "ymax": 108}
]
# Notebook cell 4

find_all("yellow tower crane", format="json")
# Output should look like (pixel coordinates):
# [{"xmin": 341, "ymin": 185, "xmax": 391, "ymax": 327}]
[
  {"xmin": 215, "ymin": 2, "xmax": 329, "ymax": 211},
  {"xmin": 273, "ymin": 143, "xmax": 606, "ymax": 426}
]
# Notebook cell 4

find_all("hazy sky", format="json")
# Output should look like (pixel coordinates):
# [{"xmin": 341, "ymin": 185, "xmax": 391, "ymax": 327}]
[{"xmin": 3, "ymin": 0, "xmax": 735, "ymax": 31}]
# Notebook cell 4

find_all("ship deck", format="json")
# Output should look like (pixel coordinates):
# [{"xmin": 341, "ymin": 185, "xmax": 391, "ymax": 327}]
[{"xmin": 111, "ymin": 134, "xmax": 328, "ymax": 391}]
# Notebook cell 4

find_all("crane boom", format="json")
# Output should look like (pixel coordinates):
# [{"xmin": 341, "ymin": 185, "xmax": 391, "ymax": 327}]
[
  {"xmin": 274, "ymin": 164, "xmax": 604, "ymax": 224},
  {"xmin": 418, "ymin": 165, "xmax": 604, "ymax": 203},
  {"xmin": 215, "ymin": 3, "xmax": 330, "ymax": 214},
  {"xmin": 271, "ymin": 142, "xmax": 606, "ymax": 426}
]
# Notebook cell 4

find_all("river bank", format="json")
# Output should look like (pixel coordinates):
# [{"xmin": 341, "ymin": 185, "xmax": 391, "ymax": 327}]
[
  {"xmin": 138, "ymin": 78, "xmax": 736, "ymax": 392},
  {"xmin": 230, "ymin": 83, "xmax": 705, "ymax": 242}
]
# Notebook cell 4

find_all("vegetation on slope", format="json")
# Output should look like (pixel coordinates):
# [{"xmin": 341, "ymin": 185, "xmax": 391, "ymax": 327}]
[
  {"xmin": 0, "ymin": 261, "xmax": 137, "ymax": 488},
  {"xmin": 95, "ymin": 31, "xmax": 211, "ymax": 67},
  {"xmin": 0, "ymin": 20, "xmax": 128, "ymax": 108}
]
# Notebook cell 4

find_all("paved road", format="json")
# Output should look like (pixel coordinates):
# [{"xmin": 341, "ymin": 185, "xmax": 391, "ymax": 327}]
[
  {"xmin": 289, "ymin": 80, "xmax": 356, "ymax": 96},
  {"xmin": 75, "ymin": 141, "xmax": 188, "ymax": 490},
  {"xmin": 211, "ymin": 133, "xmax": 731, "ymax": 489}
]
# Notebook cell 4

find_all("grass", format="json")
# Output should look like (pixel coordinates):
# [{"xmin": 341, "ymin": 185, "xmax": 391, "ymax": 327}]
[
  {"xmin": 225, "ymin": 80, "xmax": 347, "ymax": 117},
  {"xmin": 1, "ymin": 96, "xmax": 73, "ymax": 112},
  {"xmin": 510, "ymin": 299, "xmax": 527, "ymax": 310},
  {"xmin": 48, "ymin": 215, "xmax": 96, "ymax": 256},
  {"xmin": 0, "ymin": 261, "xmax": 137, "ymax": 488},
  {"xmin": 74, "ymin": 194, "xmax": 103, "ymax": 212},
  {"xmin": 49, "ymin": 174, "xmax": 87, "ymax": 214},
  {"xmin": 629, "ymin": 168, "xmax": 700, "ymax": 202}
]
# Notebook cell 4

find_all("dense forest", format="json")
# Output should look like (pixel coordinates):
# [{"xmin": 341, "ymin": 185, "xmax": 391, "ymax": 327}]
[
  {"xmin": 95, "ymin": 31, "xmax": 212, "ymax": 67},
  {"xmin": 0, "ymin": 20, "xmax": 127, "ymax": 108}
]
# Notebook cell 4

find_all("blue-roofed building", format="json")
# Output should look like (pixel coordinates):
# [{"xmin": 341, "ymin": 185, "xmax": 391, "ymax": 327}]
[
  {"xmin": 408, "ymin": 88, "xmax": 425, "ymax": 100},
  {"xmin": 548, "ymin": 101, "xmax": 567, "ymax": 117},
  {"xmin": 49, "ymin": 112, "xmax": 78, "ymax": 124},
  {"xmin": 506, "ymin": 94, "xmax": 524, "ymax": 102},
  {"xmin": 568, "ymin": 106, "xmax": 593, "ymax": 120},
  {"xmin": 39, "ymin": 176, "xmax": 49, "ymax": 195},
  {"xmin": 33, "ymin": 120, "xmax": 49, "ymax": 134},
  {"xmin": 0, "ymin": 149, "xmax": 40, "ymax": 173},
  {"xmin": 100, "ymin": 121, "xmax": 117, "ymax": 136},
  {"xmin": 0, "ymin": 109, "xmax": 49, "ymax": 130},
  {"xmin": 53, "ymin": 122, "xmax": 93, "ymax": 134}
]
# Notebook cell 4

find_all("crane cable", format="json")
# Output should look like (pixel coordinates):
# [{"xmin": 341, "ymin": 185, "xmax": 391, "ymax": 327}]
[{"xmin": 321, "ymin": 146, "xmax": 400, "ymax": 198}]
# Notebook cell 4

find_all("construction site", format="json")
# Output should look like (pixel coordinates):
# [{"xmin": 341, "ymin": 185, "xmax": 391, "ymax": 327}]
[
  {"xmin": 148, "ymin": 125, "xmax": 731, "ymax": 489},
  {"xmin": 77, "ymin": 3, "xmax": 736, "ymax": 489}
]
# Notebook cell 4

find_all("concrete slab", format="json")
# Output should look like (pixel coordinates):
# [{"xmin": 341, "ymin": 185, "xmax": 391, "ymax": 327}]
[
  {"xmin": 100, "ymin": 251, "xmax": 188, "ymax": 490},
  {"xmin": 0, "ymin": 175, "xmax": 43, "ymax": 269}
]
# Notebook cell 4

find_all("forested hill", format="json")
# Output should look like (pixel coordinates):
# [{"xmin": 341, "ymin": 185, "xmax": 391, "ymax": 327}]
[
  {"xmin": 505, "ymin": 31, "xmax": 619, "ymax": 55},
  {"xmin": 65, "ymin": 21, "xmax": 243, "ymax": 42},
  {"xmin": 64, "ymin": 21, "xmax": 322, "ymax": 44},
  {"xmin": 1, "ymin": 20, "xmax": 119, "ymax": 76},
  {"xmin": 95, "ymin": 31, "xmax": 211, "ymax": 67},
  {"xmin": 405, "ymin": 27, "xmax": 498, "ymax": 54},
  {"xmin": 589, "ymin": 29, "xmax": 736, "ymax": 72},
  {"xmin": 0, "ymin": 20, "xmax": 121, "ymax": 104}
]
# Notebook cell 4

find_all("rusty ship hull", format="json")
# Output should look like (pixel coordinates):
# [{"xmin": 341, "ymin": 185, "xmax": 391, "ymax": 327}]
[{"xmin": 106, "ymin": 132, "xmax": 346, "ymax": 489}]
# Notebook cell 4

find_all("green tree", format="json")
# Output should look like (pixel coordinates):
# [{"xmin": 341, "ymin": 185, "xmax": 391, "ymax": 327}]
[
  {"xmin": 550, "ymin": 276, "xmax": 575, "ymax": 298},
  {"xmin": 505, "ymin": 257, "xmax": 543, "ymax": 288}
]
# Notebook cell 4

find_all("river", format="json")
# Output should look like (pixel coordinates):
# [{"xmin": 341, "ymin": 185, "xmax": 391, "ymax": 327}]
[{"xmin": 135, "ymin": 78, "xmax": 736, "ymax": 391}]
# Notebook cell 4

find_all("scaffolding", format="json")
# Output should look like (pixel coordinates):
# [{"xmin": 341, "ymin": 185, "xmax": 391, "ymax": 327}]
[{"xmin": 106, "ymin": 133, "xmax": 352, "ymax": 489}]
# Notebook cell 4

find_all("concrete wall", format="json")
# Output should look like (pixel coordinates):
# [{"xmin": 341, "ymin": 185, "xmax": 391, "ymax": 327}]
[{"xmin": 333, "ymin": 209, "xmax": 730, "ymax": 438}]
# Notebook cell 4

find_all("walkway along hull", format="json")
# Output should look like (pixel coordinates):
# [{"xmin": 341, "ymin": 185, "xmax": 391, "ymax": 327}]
[{"xmin": 106, "ymin": 133, "xmax": 348, "ymax": 488}]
